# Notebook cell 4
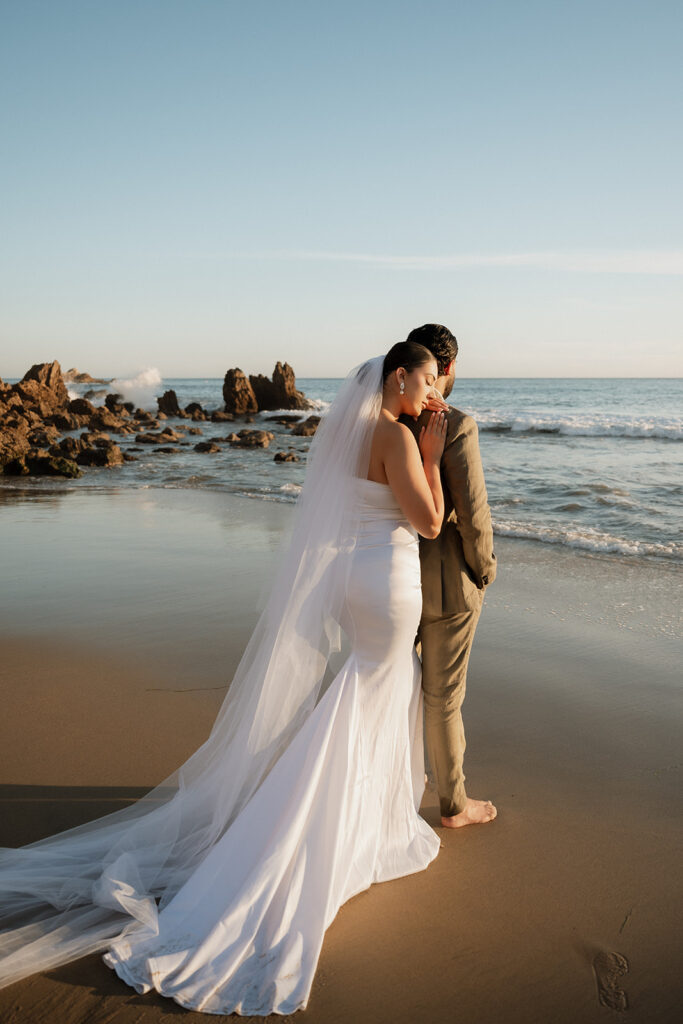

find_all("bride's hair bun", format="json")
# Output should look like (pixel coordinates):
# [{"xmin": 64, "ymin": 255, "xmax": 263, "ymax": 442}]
[{"xmin": 382, "ymin": 340, "xmax": 435, "ymax": 382}]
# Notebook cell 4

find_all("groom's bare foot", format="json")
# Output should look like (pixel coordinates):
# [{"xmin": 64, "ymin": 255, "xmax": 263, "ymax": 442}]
[{"xmin": 441, "ymin": 798, "xmax": 497, "ymax": 829}]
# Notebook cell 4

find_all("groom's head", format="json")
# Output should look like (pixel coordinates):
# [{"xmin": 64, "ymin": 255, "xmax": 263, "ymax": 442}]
[{"xmin": 405, "ymin": 324, "xmax": 458, "ymax": 398}]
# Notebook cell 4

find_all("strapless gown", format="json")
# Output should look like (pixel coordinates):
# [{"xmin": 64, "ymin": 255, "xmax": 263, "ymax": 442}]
[{"xmin": 103, "ymin": 478, "xmax": 440, "ymax": 1015}]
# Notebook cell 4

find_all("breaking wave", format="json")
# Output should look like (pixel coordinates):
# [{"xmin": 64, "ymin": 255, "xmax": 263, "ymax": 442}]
[
  {"xmin": 110, "ymin": 367, "xmax": 162, "ymax": 410},
  {"xmin": 473, "ymin": 410, "xmax": 682, "ymax": 440},
  {"xmin": 492, "ymin": 517, "xmax": 681, "ymax": 561}
]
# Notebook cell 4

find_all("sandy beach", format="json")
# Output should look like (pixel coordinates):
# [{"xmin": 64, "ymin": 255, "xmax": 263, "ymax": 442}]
[{"xmin": 0, "ymin": 486, "xmax": 680, "ymax": 1023}]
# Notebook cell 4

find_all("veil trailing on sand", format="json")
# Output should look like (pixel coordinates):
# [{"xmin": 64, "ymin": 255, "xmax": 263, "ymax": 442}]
[{"xmin": 0, "ymin": 355, "xmax": 385, "ymax": 988}]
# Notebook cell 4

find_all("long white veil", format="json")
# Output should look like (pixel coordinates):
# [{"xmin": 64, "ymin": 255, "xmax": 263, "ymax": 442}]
[{"xmin": 0, "ymin": 355, "xmax": 385, "ymax": 988}]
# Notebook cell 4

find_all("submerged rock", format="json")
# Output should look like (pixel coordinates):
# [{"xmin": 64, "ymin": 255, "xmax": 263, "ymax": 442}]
[
  {"xmin": 135, "ymin": 432, "xmax": 164, "ymax": 444},
  {"xmin": 274, "ymin": 451, "xmax": 300, "ymax": 462},
  {"xmin": 76, "ymin": 443, "xmax": 124, "ymax": 467},
  {"xmin": 230, "ymin": 429, "xmax": 275, "ymax": 449},
  {"xmin": 194, "ymin": 441, "xmax": 221, "ymax": 453},
  {"xmin": 158, "ymin": 426, "xmax": 185, "ymax": 442},
  {"xmin": 290, "ymin": 415, "xmax": 321, "ymax": 437},
  {"xmin": 185, "ymin": 402, "xmax": 207, "ymax": 421}
]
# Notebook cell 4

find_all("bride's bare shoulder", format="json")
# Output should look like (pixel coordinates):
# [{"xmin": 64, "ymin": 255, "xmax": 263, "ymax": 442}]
[{"xmin": 373, "ymin": 416, "xmax": 415, "ymax": 453}]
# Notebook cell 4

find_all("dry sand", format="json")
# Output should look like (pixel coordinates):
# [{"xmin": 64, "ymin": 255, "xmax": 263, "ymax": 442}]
[{"xmin": 0, "ymin": 487, "xmax": 680, "ymax": 1023}]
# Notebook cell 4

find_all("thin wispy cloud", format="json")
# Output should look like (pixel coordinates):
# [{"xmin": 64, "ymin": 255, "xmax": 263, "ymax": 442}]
[{"xmin": 238, "ymin": 249, "xmax": 683, "ymax": 275}]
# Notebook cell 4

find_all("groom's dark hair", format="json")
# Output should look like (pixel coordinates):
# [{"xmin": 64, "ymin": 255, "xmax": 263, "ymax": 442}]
[{"xmin": 405, "ymin": 324, "xmax": 458, "ymax": 375}]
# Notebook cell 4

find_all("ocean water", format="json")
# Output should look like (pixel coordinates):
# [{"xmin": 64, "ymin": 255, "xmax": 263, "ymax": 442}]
[{"xmin": 2, "ymin": 374, "xmax": 681, "ymax": 565}]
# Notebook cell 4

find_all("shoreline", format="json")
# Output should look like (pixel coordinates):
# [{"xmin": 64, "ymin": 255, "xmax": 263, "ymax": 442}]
[{"xmin": 0, "ymin": 485, "xmax": 681, "ymax": 1022}]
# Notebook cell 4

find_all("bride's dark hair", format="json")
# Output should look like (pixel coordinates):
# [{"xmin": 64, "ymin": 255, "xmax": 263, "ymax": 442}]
[{"xmin": 382, "ymin": 340, "xmax": 435, "ymax": 383}]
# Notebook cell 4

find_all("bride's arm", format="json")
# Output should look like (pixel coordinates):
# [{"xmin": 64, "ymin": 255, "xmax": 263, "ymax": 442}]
[{"xmin": 383, "ymin": 413, "xmax": 446, "ymax": 538}]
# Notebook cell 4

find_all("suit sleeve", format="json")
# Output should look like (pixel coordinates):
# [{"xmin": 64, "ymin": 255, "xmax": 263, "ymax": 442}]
[{"xmin": 441, "ymin": 414, "xmax": 497, "ymax": 588}]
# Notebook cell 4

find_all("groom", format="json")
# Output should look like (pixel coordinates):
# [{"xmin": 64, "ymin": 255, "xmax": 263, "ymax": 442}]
[{"xmin": 401, "ymin": 324, "xmax": 498, "ymax": 828}]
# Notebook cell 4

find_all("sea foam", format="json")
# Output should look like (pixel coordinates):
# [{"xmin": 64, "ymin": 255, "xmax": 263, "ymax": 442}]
[
  {"xmin": 110, "ymin": 367, "xmax": 162, "ymax": 410},
  {"xmin": 473, "ymin": 410, "xmax": 683, "ymax": 440},
  {"xmin": 492, "ymin": 517, "xmax": 681, "ymax": 560}
]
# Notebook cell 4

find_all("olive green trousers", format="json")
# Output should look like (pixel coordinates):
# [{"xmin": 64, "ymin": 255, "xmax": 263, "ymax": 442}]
[{"xmin": 418, "ymin": 600, "xmax": 483, "ymax": 818}]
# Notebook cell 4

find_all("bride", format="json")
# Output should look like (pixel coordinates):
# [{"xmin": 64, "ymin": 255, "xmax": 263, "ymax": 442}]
[{"xmin": 0, "ymin": 340, "xmax": 448, "ymax": 1016}]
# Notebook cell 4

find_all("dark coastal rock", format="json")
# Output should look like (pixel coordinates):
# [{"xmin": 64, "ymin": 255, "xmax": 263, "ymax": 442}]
[
  {"xmin": 153, "ymin": 446, "xmax": 181, "ymax": 454},
  {"xmin": 63, "ymin": 368, "xmax": 110, "ymax": 384},
  {"xmin": 272, "ymin": 415, "xmax": 303, "ymax": 425},
  {"xmin": 290, "ymin": 415, "xmax": 321, "ymax": 437},
  {"xmin": 27, "ymin": 425, "xmax": 61, "ymax": 447},
  {"xmin": 11, "ymin": 381, "xmax": 62, "ymax": 420},
  {"xmin": 76, "ymin": 443, "xmax": 124, "ymax": 467},
  {"xmin": 210, "ymin": 410, "xmax": 234, "ymax": 423},
  {"xmin": 19, "ymin": 361, "xmax": 70, "ymax": 412},
  {"xmin": 104, "ymin": 393, "xmax": 131, "ymax": 417},
  {"xmin": 185, "ymin": 402, "xmax": 207, "ymax": 421},
  {"xmin": 194, "ymin": 441, "xmax": 221, "ymax": 453},
  {"xmin": 123, "ymin": 453, "xmax": 138, "ymax": 462},
  {"xmin": 69, "ymin": 397, "xmax": 97, "ymax": 416},
  {"xmin": 249, "ymin": 362, "xmax": 312, "ymax": 412},
  {"xmin": 159, "ymin": 426, "xmax": 184, "ymax": 441},
  {"xmin": 46, "ymin": 412, "xmax": 84, "ymax": 431},
  {"xmin": 89, "ymin": 408, "xmax": 127, "ymax": 433},
  {"xmin": 222, "ymin": 369, "xmax": 258, "ymax": 416},
  {"xmin": 135, "ymin": 432, "xmax": 164, "ymax": 444},
  {"xmin": 84, "ymin": 387, "xmax": 108, "ymax": 400},
  {"xmin": 52, "ymin": 436, "xmax": 89, "ymax": 459},
  {"xmin": 0, "ymin": 427, "xmax": 31, "ymax": 470},
  {"xmin": 230, "ymin": 429, "xmax": 275, "ymax": 449},
  {"xmin": 157, "ymin": 390, "xmax": 181, "ymax": 416},
  {"xmin": 4, "ymin": 450, "xmax": 82, "ymax": 477},
  {"xmin": 2, "ymin": 408, "xmax": 37, "ymax": 431},
  {"xmin": 274, "ymin": 451, "xmax": 300, "ymax": 462},
  {"xmin": 187, "ymin": 427, "xmax": 203, "ymax": 436}
]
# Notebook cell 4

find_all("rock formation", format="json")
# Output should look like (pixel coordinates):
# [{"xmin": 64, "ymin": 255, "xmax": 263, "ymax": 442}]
[
  {"xmin": 222, "ymin": 369, "xmax": 258, "ymax": 416},
  {"xmin": 249, "ymin": 362, "xmax": 311, "ymax": 411},
  {"xmin": 1, "ymin": 358, "xmax": 318, "ymax": 479},
  {"xmin": 63, "ymin": 368, "xmax": 111, "ymax": 384},
  {"xmin": 157, "ymin": 389, "xmax": 181, "ymax": 416}
]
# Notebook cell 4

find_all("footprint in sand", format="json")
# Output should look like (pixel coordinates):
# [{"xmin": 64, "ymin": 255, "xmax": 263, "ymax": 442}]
[{"xmin": 592, "ymin": 950, "xmax": 630, "ymax": 1011}]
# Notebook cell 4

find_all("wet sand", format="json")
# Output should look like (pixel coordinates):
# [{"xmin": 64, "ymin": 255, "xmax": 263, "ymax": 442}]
[{"xmin": 0, "ymin": 487, "xmax": 681, "ymax": 1023}]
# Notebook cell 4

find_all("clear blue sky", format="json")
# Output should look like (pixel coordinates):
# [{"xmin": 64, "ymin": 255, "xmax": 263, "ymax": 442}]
[{"xmin": 1, "ymin": 0, "xmax": 681, "ymax": 378}]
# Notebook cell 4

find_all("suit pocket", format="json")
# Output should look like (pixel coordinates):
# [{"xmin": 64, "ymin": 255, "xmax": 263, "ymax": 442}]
[{"xmin": 440, "ymin": 526, "xmax": 481, "ymax": 615}]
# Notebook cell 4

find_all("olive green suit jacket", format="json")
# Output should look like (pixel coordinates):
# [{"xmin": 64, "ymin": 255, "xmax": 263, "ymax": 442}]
[{"xmin": 401, "ymin": 407, "xmax": 496, "ymax": 619}]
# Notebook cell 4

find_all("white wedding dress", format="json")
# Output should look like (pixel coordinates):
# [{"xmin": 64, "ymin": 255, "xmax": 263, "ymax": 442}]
[{"xmin": 102, "ymin": 478, "xmax": 440, "ymax": 1015}]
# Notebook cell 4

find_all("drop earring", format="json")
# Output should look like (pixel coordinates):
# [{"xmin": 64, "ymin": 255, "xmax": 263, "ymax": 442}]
[{"xmin": 399, "ymin": 380, "xmax": 405, "ymax": 395}]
